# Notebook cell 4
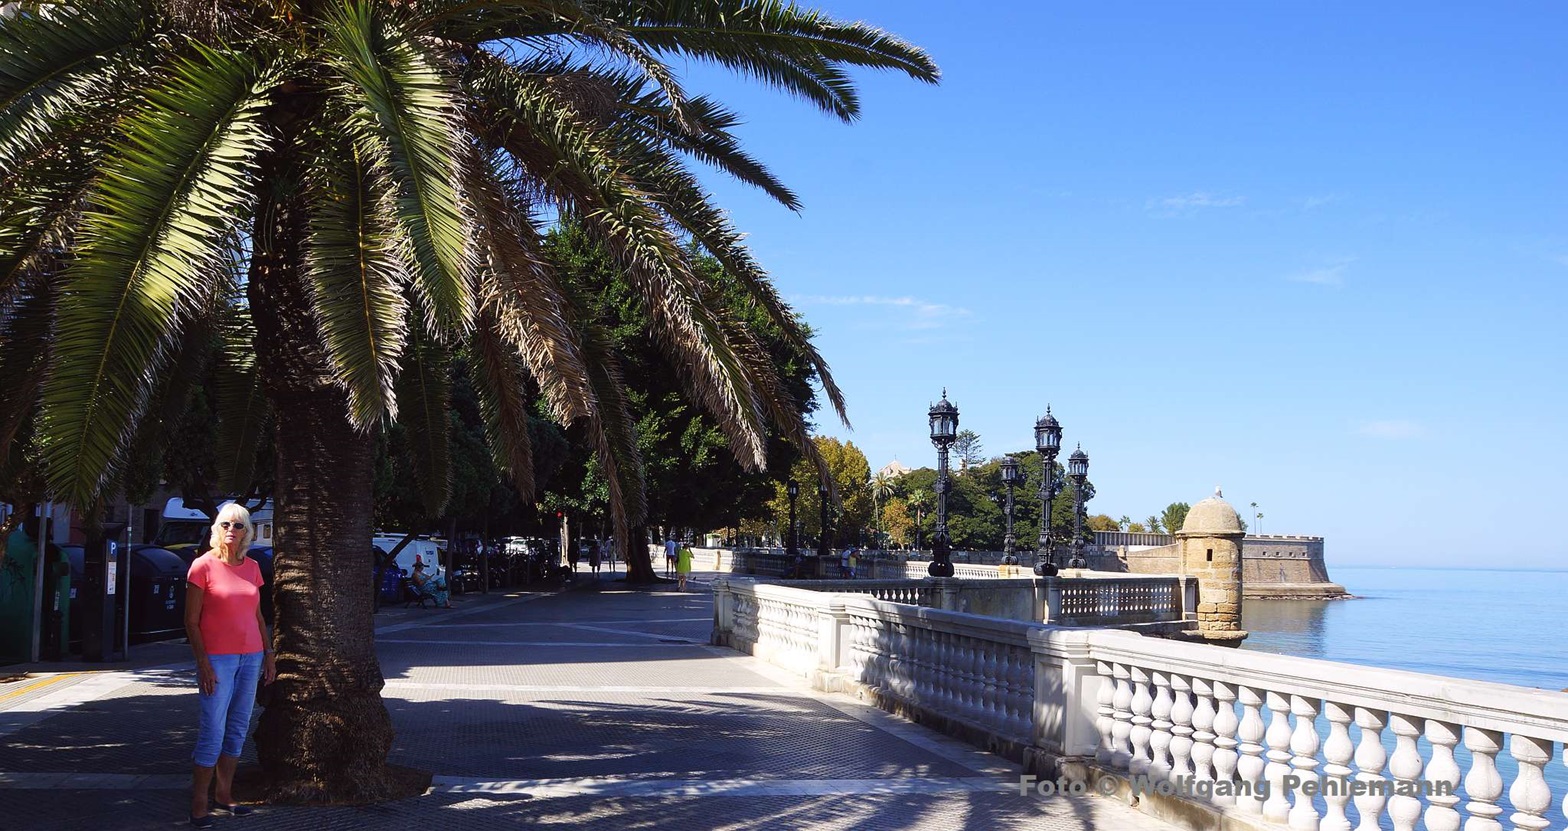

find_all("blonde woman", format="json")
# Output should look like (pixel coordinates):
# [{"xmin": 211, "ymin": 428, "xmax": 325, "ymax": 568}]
[{"xmin": 184, "ymin": 504, "xmax": 274, "ymax": 827}]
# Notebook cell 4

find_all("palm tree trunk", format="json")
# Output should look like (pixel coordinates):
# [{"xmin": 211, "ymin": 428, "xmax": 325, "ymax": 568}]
[
  {"xmin": 246, "ymin": 149, "xmax": 399, "ymax": 803},
  {"xmin": 623, "ymin": 524, "xmax": 658, "ymax": 582}
]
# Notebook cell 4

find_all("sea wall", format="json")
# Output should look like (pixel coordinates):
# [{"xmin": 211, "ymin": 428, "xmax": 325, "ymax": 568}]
[{"xmin": 1088, "ymin": 533, "xmax": 1349, "ymax": 599}]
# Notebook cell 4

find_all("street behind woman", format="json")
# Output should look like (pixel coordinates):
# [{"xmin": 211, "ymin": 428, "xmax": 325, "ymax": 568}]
[{"xmin": 184, "ymin": 504, "xmax": 275, "ymax": 828}]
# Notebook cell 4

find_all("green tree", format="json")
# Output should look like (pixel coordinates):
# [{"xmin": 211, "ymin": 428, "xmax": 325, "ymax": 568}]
[
  {"xmin": 767, "ymin": 436, "xmax": 872, "ymax": 548},
  {"xmin": 1145, "ymin": 515, "xmax": 1165, "ymax": 534},
  {"xmin": 542, "ymin": 226, "xmax": 820, "ymax": 575},
  {"xmin": 881, "ymin": 497, "xmax": 913, "ymax": 547},
  {"xmin": 0, "ymin": 0, "xmax": 935, "ymax": 802},
  {"xmin": 953, "ymin": 429, "xmax": 983, "ymax": 472},
  {"xmin": 1087, "ymin": 514, "xmax": 1120, "ymax": 532},
  {"xmin": 1161, "ymin": 502, "xmax": 1192, "ymax": 536}
]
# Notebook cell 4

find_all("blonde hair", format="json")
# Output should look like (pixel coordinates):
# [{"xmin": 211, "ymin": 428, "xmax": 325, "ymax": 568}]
[{"xmin": 209, "ymin": 503, "xmax": 256, "ymax": 554}]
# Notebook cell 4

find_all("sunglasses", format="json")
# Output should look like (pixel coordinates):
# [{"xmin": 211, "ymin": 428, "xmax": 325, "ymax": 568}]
[{"xmin": 219, "ymin": 521, "xmax": 248, "ymax": 530}]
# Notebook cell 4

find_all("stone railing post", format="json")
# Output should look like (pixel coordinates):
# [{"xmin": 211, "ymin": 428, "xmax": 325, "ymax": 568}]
[
  {"xmin": 1181, "ymin": 576, "xmax": 1199, "ymax": 622},
  {"xmin": 1027, "ymin": 628, "xmax": 1101, "ymax": 781},
  {"xmin": 817, "ymin": 597, "xmax": 850, "ymax": 678},
  {"xmin": 1045, "ymin": 578, "xmax": 1063, "ymax": 624},
  {"xmin": 1508, "ymin": 735, "xmax": 1554, "ymax": 831},
  {"xmin": 931, "ymin": 577, "xmax": 962, "ymax": 612},
  {"xmin": 1463, "ymin": 728, "xmax": 1505, "ymax": 831},
  {"xmin": 711, "ymin": 577, "xmax": 734, "ymax": 645}
]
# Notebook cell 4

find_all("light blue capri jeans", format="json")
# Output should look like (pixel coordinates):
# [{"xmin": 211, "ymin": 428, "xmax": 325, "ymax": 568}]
[{"xmin": 193, "ymin": 651, "xmax": 263, "ymax": 768}]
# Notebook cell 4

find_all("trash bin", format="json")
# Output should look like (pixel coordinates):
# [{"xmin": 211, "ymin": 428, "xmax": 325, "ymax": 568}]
[
  {"xmin": 249, "ymin": 546, "xmax": 275, "ymax": 627},
  {"xmin": 40, "ymin": 545, "xmax": 70, "ymax": 660},
  {"xmin": 128, "ymin": 546, "xmax": 187, "ymax": 643}
]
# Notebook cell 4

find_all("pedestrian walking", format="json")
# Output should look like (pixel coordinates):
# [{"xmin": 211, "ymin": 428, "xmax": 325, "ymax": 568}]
[
  {"xmin": 588, "ymin": 539, "xmax": 602, "ymax": 575},
  {"xmin": 664, "ymin": 536, "xmax": 678, "ymax": 577},
  {"xmin": 184, "ymin": 504, "xmax": 274, "ymax": 828},
  {"xmin": 676, "ymin": 543, "xmax": 693, "ymax": 591}
]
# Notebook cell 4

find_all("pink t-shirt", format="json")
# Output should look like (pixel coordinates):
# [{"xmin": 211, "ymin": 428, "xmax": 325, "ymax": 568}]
[{"xmin": 187, "ymin": 553, "xmax": 265, "ymax": 655}]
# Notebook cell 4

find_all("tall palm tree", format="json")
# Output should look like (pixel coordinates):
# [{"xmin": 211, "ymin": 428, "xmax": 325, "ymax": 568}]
[
  {"xmin": 0, "ymin": 0, "xmax": 936, "ymax": 802},
  {"xmin": 869, "ymin": 470, "xmax": 893, "ymax": 548}
]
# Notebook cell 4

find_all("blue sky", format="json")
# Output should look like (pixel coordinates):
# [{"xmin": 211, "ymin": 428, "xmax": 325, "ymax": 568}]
[{"xmin": 677, "ymin": 2, "xmax": 1567, "ymax": 569}]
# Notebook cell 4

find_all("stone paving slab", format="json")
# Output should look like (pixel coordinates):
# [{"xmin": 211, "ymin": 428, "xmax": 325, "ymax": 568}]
[{"xmin": 0, "ymin": 572, "xmax": 1179, "ymax": 831}]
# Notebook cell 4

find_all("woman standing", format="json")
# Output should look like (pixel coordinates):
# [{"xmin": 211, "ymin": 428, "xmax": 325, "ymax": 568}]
[{"xmin": 185, "ymin": 504, "xmax": 274, "ymax": 827}]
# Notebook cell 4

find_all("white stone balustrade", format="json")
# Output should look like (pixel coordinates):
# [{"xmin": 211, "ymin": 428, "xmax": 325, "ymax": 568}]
[{"xmin": 710, "ymin": 577, "xmax": 1568, "ymax": 831}]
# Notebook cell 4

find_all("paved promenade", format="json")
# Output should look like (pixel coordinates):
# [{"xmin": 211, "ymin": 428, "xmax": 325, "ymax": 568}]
[{"xmin": 0, "ymin": 572, "xmax": 1176, "ymax": 830}]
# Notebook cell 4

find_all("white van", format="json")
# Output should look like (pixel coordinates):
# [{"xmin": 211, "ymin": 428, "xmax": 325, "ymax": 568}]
[
  {"xmin": 156, "ymin": 497, "xmax": 274, "ymax": 553},
  {"xmin": 372, "ymin": 534, "xmax": 445, "ymax": 578}
]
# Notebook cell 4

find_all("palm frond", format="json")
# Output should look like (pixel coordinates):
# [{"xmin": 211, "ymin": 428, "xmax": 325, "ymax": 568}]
[
  {"xmin": 303, "ymin": 127, "xmax": 412, "ymax": 429},
  {"xmin": 323, "ymin": 0, "xmax": 476, "ymax": 336},
  {"xmin": 394, "ymin": 320, "xmax": 452, "ymax": 517},
  {"xmin": 473, "ymin": 57, "xmax": 770, "ymax": 467},
  {"xmin": 419, "ymin": 0, "xmax": 696, "ymax": 128},
  {"xmin": 575, "ymin": 318, "xmax": 646, "ymax": 544},
  {"xmin": 0, "ymin": 280, "xmax": 55, "ymax": 458},
  {"xmin": 616, "ymin": 0, "xmax": 939, "ymax": 121},
  {"xmin": 611, "ymin": 128, "xmax": 849, "ymax": 425},
  {"xmin": 467, "ymin": 157, "xmax": 596, "ymax": 425},
  {"xmin": 469, "ymin": 308, "xmax": 536, "ymax": 499},
  {"xmin": 38, "ymin": 46, "xmax": 275, "ymax": 506},
  {"xmin": 0, "ymin": 0, "xmax": 149, "ymax": 180},
  {"xmin": 622, "ymin": 93, "xmax": 798, "ymax": 209}
]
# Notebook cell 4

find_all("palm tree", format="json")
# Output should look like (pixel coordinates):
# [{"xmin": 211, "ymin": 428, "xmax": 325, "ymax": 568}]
[
  {"xmin": 0, "ymin": 0, "xmax": 935, "ymax": 802},
  {"xmin": 869, "ymin": 471, "xmax": 894, "ymax": 549},
  {"xmin": 907, "ymin": 487, "xmax": 932, "ymax": 551}
]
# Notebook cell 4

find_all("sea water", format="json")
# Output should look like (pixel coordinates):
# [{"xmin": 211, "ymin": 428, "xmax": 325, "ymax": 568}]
[{"xmin": 1242, "ymin": 566, "xmax": 1568, "ymax": 828}]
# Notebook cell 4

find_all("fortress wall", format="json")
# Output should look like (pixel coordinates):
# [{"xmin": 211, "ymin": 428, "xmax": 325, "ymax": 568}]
[{"xmin": 1094, "ymin": 535, "xmax": 1348, "ymax": 599}]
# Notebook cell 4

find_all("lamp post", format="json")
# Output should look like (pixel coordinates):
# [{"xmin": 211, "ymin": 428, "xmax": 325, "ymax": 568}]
[
  {"xmin": 928, "ymin": 390, "xmax": 959, "ymax": 577},
  {"xmin": 817, "ymin": 481, "xmax": 832, "ymax": 560},
  {"xmin": 1000, "ymin": 455, "xmax": 1021, "ymax": 565},
  {"xmin": 1033, "ymin": 407, "xmax": 1062, "ymax": 576},
  {"xmin": 1067, "ymin": 445, "xmax": 1089, "ymax": 569},
  {"xmin": 786, "ymin": 479, "xmax": 800, "ymax": 561}
]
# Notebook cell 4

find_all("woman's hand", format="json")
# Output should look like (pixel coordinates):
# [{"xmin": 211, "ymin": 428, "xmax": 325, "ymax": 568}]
[
  {"xmin": 262, "ymin": 653, "xmax": 276, "ymax": 685},
  {"xmin": 197, "ymin": 658, "xmax": 217, "ymax": 696}
]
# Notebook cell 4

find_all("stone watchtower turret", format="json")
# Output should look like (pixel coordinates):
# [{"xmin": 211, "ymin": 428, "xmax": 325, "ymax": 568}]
[{"xmin": 1176, "ymin": 488, "xmax": 1248, "ymax": 646}]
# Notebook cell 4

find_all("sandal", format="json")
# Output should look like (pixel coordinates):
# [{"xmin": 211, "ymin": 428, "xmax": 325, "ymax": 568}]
[
  {"xmin": 213, "ymin": 802, "xmax": 254, "ymax": 816},
  {"xmin": 189, "ymin": 815, "xmax": 214, "ymax": 829}
]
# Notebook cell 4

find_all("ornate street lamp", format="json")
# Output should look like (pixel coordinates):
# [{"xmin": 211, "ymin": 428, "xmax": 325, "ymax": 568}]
[
  {"xmin": 927, "ymin": 390, "xmax": 959, "ymax": 577},
  {"xmin": 1000, "ymin": 455, "xmax": 1021, "ymax": 565},
  {"xmin": 786, "ymin": 479, "xmax": 800, "ymax": 561},
  {"xmin": 1067, "ymin": 445, "xmax": 1089, "ymax": 569},
  {"xmin": 817, "ymin": 481, "xmax": 832, "ymax": 559},
  {"xmin": 1033, "ymin": 407, "xmax": 1062, "ymax": 576}
]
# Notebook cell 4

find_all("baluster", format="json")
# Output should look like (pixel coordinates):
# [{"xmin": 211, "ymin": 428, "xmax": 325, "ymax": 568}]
[
  {"xmin": 1387, "ymin": 714, "xmax": 1425, "ymax": 831},
  {"xmin": 1149, "ymin": 671, "xmax": 1175, "ymax": 781},
  {"xmin": 1129, "ymin": 666, "xmax": 1155, "ymax": 775},
  {"xmin": 1508, "ymin": 735, "xmax": 1553, "ymax": 831},
  {"xmin": 1263, "ymin": 690, "xmax": 1294, "ymax": 823},
  {"xmin": 1169, "ymin": 674, "xmax": 1195, "ymax": 782},
  {"xmin": 1463, "ymin": 728, "xmax": 1505, "ymax": 831},
  {"xmin": 1235, "ymin": 685, "xmax": 1267, "ymax": 815},
  {"xmin": 1189, "ymin": 677, "xmax": 1217, "ymax": 785},
  {"xmin": 1424, "ymin": 720, "xmax": 1462, "ymax": 831},
  {"xmin": 1211, "ymin": 681, "xmax": 1240, "ymax": 808},
  {"xmin": 1321, "ymin": 702, "xmax": 1355, "ymax": 831},
  {"xmin": 1112, "ymin": 663, "xmax": 1134, "ymax": 769},
  {"xmin": 1288, "ymin": 695, "xmax": 1322, "ymax": 831},
  {"xmin": 1096, "ymin": 661, "xmax": 1117, "ymax": 766},
  {"xmin": 1352, "ymin": 708, "xmax": 1389, "ymax": 831}
]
